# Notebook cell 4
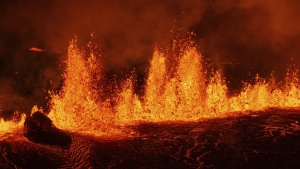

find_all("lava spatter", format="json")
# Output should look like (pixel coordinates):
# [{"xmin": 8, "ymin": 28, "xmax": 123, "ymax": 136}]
[{"xmin": 46, "ymin": 36, "xmax": 300, "ymax": 136}]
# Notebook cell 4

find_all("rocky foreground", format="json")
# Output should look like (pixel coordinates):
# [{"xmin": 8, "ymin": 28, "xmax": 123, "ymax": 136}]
[
  {"xmin": 23, "ymin": 111, "xmax": 71, "ymax": 146},
  {"xmin": 0, "ymin": 108, "xmax": 300, "ymax": 168}
]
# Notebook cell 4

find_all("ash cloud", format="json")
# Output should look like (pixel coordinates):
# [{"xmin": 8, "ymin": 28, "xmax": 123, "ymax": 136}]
[{"xmin": 1, "ymin": 0, "xmax": 300, "ymax": 113}]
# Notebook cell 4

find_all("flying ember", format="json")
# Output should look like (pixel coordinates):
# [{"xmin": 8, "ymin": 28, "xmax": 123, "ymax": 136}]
[
  {"xmin": 1, "ymin": 35, "xmax": 300, "ymax": 168},
  {"xmin": 1, "ymin": 35, "xmax": 300, "ymax": 137},
  {"xmin": 39, "ymin": 36, "xmax": 300, "ymax": 136},
  {"xmin": 0, "ymin": 34, "xmax": 300, "ymax": 137}
]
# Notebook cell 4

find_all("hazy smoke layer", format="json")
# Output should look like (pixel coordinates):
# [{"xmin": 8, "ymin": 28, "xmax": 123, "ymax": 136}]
[
  {"xmin": 0, "ymin": 0, "xmax": 205, "ymax": 70},
  {"xmin": 195, "ymin": 0, "xmax": 300, "ymax": 78},
  {"xmin": 1, "ymin": 0, "xmax": 300, "ymax": 113}
]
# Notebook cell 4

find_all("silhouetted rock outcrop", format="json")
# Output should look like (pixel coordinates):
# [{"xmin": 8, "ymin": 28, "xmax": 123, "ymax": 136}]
[{"xmin": 24, "ymin": 111, "xmax": 71, "ymax": 146}]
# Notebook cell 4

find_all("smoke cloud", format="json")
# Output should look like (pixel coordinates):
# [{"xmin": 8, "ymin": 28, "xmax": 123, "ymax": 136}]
[
  {"xmin": 194, "ymin": 0, "xmax": 300, "ymax": 77},
  {"xmin": 185, "ymin": 0, "xmax": 300, "ymax": 92},
  {"xmin": 1, "ymin": 0, "xmax": 300, "ymax": 113},
  {"xmin": 0, "ymin": 0, "xmax": 205, "ymax": 70}
]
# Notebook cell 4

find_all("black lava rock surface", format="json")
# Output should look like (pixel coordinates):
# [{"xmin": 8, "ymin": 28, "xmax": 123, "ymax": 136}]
[
  {"xmin": 1, "ymin": 108, "xmax": 300, "ymax": 169},
  {"xmin": 23, "ymin": 111, "xmax": 71, "ymax": 146}
]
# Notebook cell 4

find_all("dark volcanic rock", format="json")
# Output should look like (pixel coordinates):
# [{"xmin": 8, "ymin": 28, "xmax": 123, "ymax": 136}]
[
  {"xmin": 1, "ymin": 108, "xmax": 300, "ymax": 168},
  {"xmin": 24, "ymin": 111, "xmax": 71, "ymax": 146}
]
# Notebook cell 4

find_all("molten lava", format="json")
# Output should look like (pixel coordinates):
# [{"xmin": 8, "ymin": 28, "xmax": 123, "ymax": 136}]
[
  {"xmin": 2, "ymin": 36, "xmax": 300, "ymax": 137},
  {"xmin": 46, "ymin": 37, "xmax": 300, "ymax": 136},
  {"xmin": 0, "ymin": 113, "xmax": 25, "ymax": 140},
  {"xmin": 29, "ymin": 47, "xmax": 44, "ymax": 52}
]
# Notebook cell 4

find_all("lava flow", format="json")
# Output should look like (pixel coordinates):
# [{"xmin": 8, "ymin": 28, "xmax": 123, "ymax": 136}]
[
  {"xmin": 2, "ymin": 36, "xmax": 300, "ymax": 137},
  {"xmin": 0, "ymin": 113, "xmax": 25, "ymax": 139}
]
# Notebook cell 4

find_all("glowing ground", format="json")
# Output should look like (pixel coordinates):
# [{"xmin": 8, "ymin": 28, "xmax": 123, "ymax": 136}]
[{"xmin": 1, "ymin": 108, "xmax": 300, "ymax": 169}]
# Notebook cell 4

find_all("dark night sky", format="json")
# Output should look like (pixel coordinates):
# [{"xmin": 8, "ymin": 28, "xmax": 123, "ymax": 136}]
[{"xmin": 1, "ymin": 0, "xmax": 300, "ymax": 114}]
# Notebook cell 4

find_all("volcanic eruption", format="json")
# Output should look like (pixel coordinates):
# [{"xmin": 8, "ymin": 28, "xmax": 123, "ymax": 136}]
[{"xmin": 1, "ymin": 0, "xmax": 300, "ymax": 168}]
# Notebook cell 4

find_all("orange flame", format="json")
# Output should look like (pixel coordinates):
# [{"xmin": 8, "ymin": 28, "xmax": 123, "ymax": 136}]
[
  {"xmin": 44, "ymin": 37, "xmax": 300, "ymax": 136},
  {"xmin": 3, "ymin": 37, "xmax": 300, "ymax": 137},
  {"xmin": 0, "ymin": 113, "xmax": 26, "ymax": 140},
  {"xmin": 48, "ymin": 38, "xmax": 117, "ymax": 136}
]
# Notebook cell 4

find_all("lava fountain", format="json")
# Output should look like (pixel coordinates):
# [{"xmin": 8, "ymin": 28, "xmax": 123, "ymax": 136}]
[
  {"xmin": 2, "ymin": 36, "xmax": 300, "ymax": 137},
  {"xmin": 43, "ymin": 36, "xmax": 300, "ymax": 137},
  {"xmin": 1, "ymin": 35, "xmax": 300, "ymax": 168}
]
